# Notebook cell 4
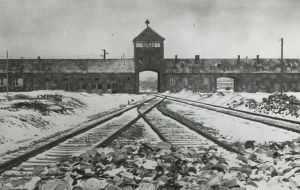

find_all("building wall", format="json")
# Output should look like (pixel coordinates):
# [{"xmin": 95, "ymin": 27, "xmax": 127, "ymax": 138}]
[
  {"xmin": 0, "ymin": 73, "xmax": 135, "ymax": 93},
  {"xmin": 163, "ymin": 73, "xmax": 300, "ymax": 93},
  {"xmin": 1, "ymin": 57, "xmax": 300, "ymax": 94}
]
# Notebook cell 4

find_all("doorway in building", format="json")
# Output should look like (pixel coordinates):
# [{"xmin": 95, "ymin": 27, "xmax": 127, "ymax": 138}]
[
  {"xmin": 45, "ymin": 79, "xmax": 50, "ymax": 90},
  {"xmin": 217, "ymin": 77, "xmax": 235, "ymax": 92},
  {"xmin": 139, "ymin": 71, "xmax": 158, "ymax": 93},
  {"xmin": 64, "ymin": 78, "xmax": 69, "ymax": 91}
]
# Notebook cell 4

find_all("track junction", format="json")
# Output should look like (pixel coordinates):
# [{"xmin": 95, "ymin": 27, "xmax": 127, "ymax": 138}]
[{"xmin": 0, "ymin": 94, "xmax": 300, "ymax": 189}]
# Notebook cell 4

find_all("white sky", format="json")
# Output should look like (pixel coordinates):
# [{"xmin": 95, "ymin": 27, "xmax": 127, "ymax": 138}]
[
  {"xmin": 0, "ymin": 0, "xmax": 300, "ymax": 59},
  {"xmin": 139, "ymin": 71, "xmax": 158, "ymax": 81}
]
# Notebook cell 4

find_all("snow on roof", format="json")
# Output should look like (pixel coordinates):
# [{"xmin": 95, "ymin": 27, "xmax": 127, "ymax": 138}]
[
  {"xmin": 0, "ymin": 59, "xmax": 135, "ymax": 74},
  {"xmin": 1, "ymin": 58, "xmax": 300, "ymax": 74},
  {"xmin": 164, "ymin": 58, "xmax": 300, "ymax": 73}
]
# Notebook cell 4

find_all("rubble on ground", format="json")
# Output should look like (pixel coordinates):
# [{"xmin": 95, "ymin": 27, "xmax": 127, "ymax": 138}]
[
  {"xmin": 257, "ymin": 93, "xmax": 300, "ymax": 117},
  {"xmin": 1, "ymin": 136, "xmax": 300, "ymax": 190},
  {"xmin": 226, "ymin": 93, "xmax": 300, "ymax": 118}
]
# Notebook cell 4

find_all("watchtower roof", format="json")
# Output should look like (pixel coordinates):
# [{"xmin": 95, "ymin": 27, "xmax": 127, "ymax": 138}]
[{"xmin": 133, "ymin": 26, "xmax": 165, "ymax": 42}]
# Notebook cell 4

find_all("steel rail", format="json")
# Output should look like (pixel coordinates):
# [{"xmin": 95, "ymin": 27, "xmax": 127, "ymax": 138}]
[
  {"xmin": 137, "ymin": 98, "xmax": 170, "ymax": 144},
  {"xmin": 153, "ymin": 93, "xmax": 300, "ymax": 134},
  {"xmin": 138, "ymin": 97, "xmax": 243, "ymax": 155},
  {"xmin": 0, "ymin": 97, "xmax": 155, "ymax": 173},
  {"xmin": 94, "ymin": 98, "xmax": 164, "ymax": 148},
  {"xmin": 155, "ymin": 103, "xmax": 243, "ymax": 155}
]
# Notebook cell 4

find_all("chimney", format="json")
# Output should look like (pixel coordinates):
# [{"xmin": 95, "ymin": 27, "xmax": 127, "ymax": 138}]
[
  {"xmin": 256, "ymin": 55, "xmax": 259, "ymax": 60},
  {"xmin": 195, "ymin": 55, "xmax": 200, "ymax": 64},
  {"xmin": 175, "ymin": 55, "xmax": 178, "ymax": 63},
  {"xmin": 237, "ymin": 55, "xmax": 240, "ymax": 65}
]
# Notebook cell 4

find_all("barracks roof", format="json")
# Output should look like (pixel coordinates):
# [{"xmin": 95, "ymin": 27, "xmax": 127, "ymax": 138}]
[
  {"xmin": 1, "ymin": 58, "xmax": 300, "ymax": 74},
  {"xmin": 0, "ymin": 59, "xmax": 135, "ymax": 74},
  {"xmin": 164, "ymin": 58, "xmax": 300, "ymax": 73}
]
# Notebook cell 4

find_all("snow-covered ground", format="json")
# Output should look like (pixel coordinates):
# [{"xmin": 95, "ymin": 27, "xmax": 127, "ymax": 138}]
[
  {"xmin": 166, "ymin": 102, "xmax": 300, "ymax": 143},
  {"xmin": 0, "ymin": 90, "xmax": 146, "ymax": 154},
  {"xmin": 164, "ymin": 89, "xmax": 300, "ymax": 121}
]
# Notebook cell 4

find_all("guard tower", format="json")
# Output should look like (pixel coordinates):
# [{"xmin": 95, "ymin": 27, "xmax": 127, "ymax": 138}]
[{"xmin": 133, "ymin": 20, "xmax": 165, "ymax": 93}]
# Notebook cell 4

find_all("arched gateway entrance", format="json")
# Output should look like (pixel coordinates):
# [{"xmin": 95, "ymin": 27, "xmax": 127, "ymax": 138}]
[{"xmin": 139, "ymin": 71, "xmax": 159, "ymax": 93}]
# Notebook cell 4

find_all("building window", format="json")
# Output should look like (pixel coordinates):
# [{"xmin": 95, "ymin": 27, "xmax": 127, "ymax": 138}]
[
  {"xmin": 170, "ymin": 78, "xmax": 175, "ymax": 86},
  {"xmin": 81, "ymin": 84, "xmax": 86, "ymax": 89},
  {"xmin": 181, "ymin": 62, "xmax": 185, "ymax": 69},
  {"xmin": 182, "ymin": 77, "xmax": 188, "ymax": 85},
  {"xmin": 12, "ymin": 79, "xmax": 18, "ymax": 86},
  {"xmin": 107, "ymin": 84, "xmax": 111, "ymax": 90},
  {"xmin": 97, "ymin": 84, "xmax": 103, "ymax": 89},
  {"xmin": 11, "ymin": 78, "xmax": 23, "ymax": 86},
  {"xmin": 79, "ymin": 78, "xmax": 86, "ymax": 89},
  {"xmin": 95, "ymin": 78, "xmax": 99, "ymax": 81},
  {"xmin": 0, "ymin": 78, "xmax": 7, "ymax": 87},
  {"xmin": 19, "ymin": 79, "xmax": 23, "ymax": 86},
  {"xmin": 154, "ymin": 43, "xmax": 160, "ymax": 47},
  {"xmin": 139, "ymin": 57, "xmax": 143, "ymax": 63}
]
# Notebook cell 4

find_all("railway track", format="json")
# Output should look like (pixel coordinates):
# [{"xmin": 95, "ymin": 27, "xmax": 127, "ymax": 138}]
[
  {"xmin": 2, "ymin": 96, "xmax": 296, "ymax": 189},
  {"xmin": 0, "ymin": 96, "xmax": 244, "ymax": 178},
  {"xmin": 0, "ymin": 97, "xmax": 157, "ymax": 175},
  {"xmin": 153, "ymin": 93, "xmax": 300, "ymax": 134},
  {"xmin": 138, "ymin": 99, "xmax": 243, "ymax": 157}
]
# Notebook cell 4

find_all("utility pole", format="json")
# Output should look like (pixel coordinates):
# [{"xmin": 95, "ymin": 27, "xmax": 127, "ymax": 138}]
[
  {"xmin": 6, "ymin": 51, "xmax": 9, "ymax": 98},
  {"xmin": 101, "ymin": 49, "xmax": 109, "ymax": 59},
  {"xmin": 280, "ymin": 38, "xmax": 284, "ymax": 95}
]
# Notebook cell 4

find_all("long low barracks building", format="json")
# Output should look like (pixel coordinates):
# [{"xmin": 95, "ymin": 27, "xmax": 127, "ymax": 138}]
[{"xmin": 1, "ymin": 23, "xmax": 300, "ymax": 93}]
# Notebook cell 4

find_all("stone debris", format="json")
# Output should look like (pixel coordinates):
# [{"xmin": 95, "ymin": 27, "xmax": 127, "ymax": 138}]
[
  {"xmin": 1, "ymin": 137, "xmax": 300, "ymax": 190},
  {"xmin": 240, "ymin": 93, "xmax": 300, "ymax": 118}
]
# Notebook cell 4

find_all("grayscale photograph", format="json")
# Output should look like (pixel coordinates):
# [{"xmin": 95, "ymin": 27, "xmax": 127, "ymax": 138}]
[{"xmin": 0, "ymin": 0, "xmax": 300, "ymax": 189}]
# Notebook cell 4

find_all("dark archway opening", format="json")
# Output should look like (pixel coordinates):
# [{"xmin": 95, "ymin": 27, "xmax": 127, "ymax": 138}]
[
  {"xmin": 139, "ymin": 71, "xmax": 158, "ymax": 93},
  {"xmin": 217, "ymin": 77, "xmax": 235, "ymax": 92}
]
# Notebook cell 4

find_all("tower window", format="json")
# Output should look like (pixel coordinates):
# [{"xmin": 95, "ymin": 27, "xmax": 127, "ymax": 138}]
[
  {"xmin": 135, "ymin": 41, "xmax": 161, "ymax": 48},
  {"xmin": 136, "ymin": 42, "xmax": 143, "ymax": 47},
  {"xmin": 154, "ymin": 43, "xmax": 160, "ymax": 47}
]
